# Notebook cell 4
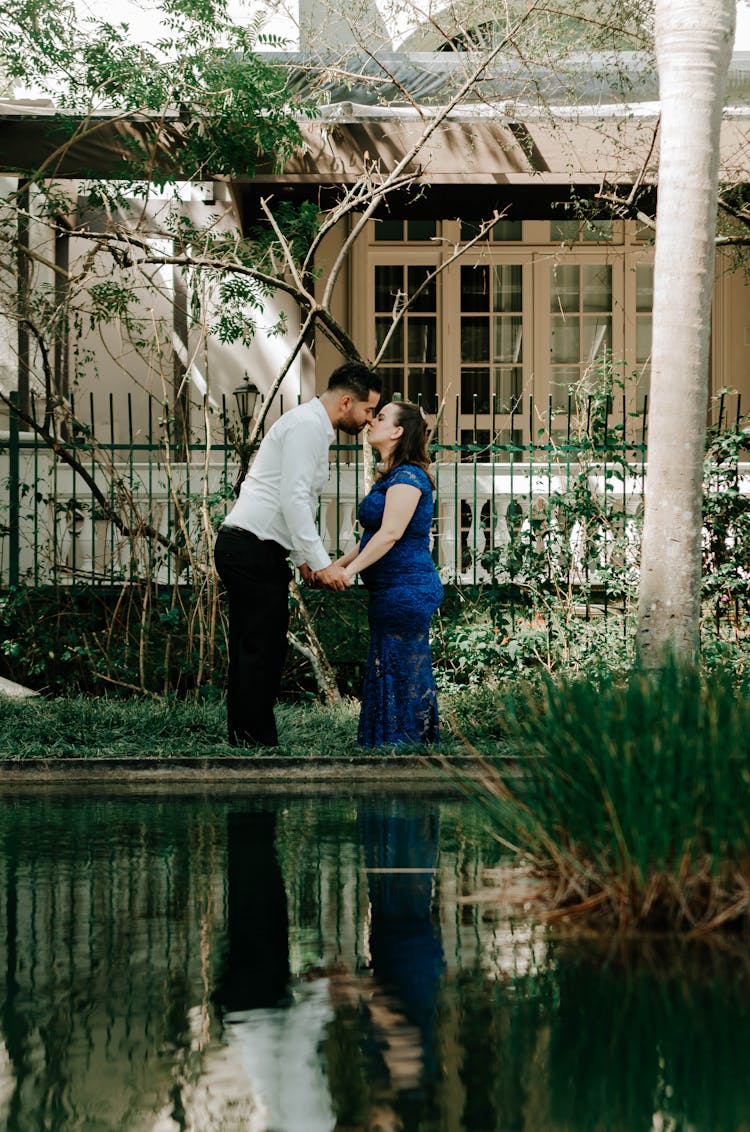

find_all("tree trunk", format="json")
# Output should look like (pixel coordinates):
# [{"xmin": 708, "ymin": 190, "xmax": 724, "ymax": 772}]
[{"xmin": 637, "ymin": 0, "xmax": 735, "ymax": 667}]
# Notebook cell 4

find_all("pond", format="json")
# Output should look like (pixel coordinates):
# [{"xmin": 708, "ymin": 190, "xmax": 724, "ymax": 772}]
[{"xmin": 1, "ymin": 787, "xmax": 749, "ymax": 1132}]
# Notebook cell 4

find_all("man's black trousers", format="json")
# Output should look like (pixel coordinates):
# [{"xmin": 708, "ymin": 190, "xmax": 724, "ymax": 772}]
[{"xmin": 214, "ymin": 524, "xmax": 292, "ymax": 747}]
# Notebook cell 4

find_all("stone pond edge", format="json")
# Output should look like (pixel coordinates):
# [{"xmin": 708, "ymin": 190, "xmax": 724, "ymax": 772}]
[{"xmin": 0, "ymin": 755, "xmax": 511, "ymax": 791}]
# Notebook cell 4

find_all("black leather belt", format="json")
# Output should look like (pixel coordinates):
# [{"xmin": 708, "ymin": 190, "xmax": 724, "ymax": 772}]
[{"xmin": 219, "ymin": 525, "xmax": 289, "ymax": 560}]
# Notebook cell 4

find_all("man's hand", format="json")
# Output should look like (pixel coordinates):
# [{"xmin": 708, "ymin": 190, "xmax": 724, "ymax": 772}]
[
  {"xmin": 315, "ymin": 563, "xmax": 350, "ymax": 591},
  {"xmin": 299, "ymin": 562, "xmax": 316, "ymax": 585}
]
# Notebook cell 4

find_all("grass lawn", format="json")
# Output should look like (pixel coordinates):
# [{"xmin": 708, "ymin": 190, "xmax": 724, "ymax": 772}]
[{"xmin": 0, "ymin": 685, "xmax": 507, "ymax": 759}]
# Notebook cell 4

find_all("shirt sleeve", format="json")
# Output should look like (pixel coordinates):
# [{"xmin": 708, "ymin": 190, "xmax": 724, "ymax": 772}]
[{"xmin": 279, "ymin": 420, "xmax": 332, "ymax": 571}]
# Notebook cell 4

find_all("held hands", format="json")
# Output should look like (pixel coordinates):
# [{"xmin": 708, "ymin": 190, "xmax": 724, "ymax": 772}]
[
  {"xmin": 298, "ymin": 558, "xmax": 355, "ymax": 591},
  {"xmin": 298, "ymin": 562, "xmax": 316, "ymax": 585},
  {"xmin": 315, "ymin": 563, "xmax": 350, "ymax": 591}
]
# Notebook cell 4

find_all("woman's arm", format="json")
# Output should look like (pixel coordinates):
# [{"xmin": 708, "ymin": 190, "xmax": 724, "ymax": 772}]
[
  {"xmin": 331, "ymin": 546, "xmax": 360, "ymax": 569},
  {"xmin": 344, "ymin": 483, "xmax": 421, "ymax": 582}
]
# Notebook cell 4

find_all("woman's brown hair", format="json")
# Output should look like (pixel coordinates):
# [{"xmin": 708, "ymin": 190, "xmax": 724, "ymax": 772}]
[{"xmin": 383, "ymin": 400, "xmax": 435, "ymax": 487}]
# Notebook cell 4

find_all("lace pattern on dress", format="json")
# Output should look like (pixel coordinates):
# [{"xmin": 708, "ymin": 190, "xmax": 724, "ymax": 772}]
[{"xmin": 356, "ymin": 464, "xmax": 443, "ymax": 748}]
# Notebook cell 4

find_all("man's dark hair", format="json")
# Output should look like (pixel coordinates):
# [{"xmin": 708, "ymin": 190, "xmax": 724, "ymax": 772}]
[{"xmin": 327, "ymin": 361, "xmax": 382, "ymax": 401}]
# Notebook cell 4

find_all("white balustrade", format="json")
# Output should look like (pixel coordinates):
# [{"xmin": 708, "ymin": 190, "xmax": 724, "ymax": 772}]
[
  {"xmin": 1, "ymin": 448, "xmax": 749, "ymax": 587},
  {"xmin": 432, "ymin": 461, "xmax": 648, "ymax": 584}
]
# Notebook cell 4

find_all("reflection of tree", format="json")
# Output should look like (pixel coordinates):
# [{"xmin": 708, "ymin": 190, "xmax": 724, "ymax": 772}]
[
  {"xmin": 544, "ymin": 941, "xmax": 750, "ymax": 1132},
  {"xmin": 456, "ymin": 962, "xmax": 557, "ymax": 1130},
  {"xmin": 456, "ymin": 937, "xmax": 750, "ymax": 1132},
  {"xmin": 0, "ymin": 798, "xmax": 227, "ymax": 1129},
  {"xmin": 0, "ymin": 833, "xmax": 26, "ymax": 1132}
]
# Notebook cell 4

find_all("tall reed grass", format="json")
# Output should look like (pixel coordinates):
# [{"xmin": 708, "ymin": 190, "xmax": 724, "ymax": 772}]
[{"xmin": 461, "ymin": 663, "xmax": 750, "ymax": 933}]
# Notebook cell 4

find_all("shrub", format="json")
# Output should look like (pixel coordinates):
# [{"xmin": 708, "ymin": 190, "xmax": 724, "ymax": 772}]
[{"xmin": 459, "ymin": 660, "xmax": 750, "ymax": 933}]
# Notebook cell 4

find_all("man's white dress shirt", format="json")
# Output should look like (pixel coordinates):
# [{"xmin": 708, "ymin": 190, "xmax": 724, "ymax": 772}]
[{"xmin": 223, "ymin": 398, "xmax": 334, "ymax": 571}]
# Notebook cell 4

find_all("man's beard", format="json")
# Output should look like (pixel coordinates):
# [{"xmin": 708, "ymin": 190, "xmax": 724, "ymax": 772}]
[{"xmin": 338, "ymin": 419, "xmax": 365, "ymax": 436}]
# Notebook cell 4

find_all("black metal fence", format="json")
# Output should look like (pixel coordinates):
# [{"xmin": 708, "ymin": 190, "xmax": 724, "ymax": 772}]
[{"xmin": 1, "ymin": 389, "xmax": 746, "ymax": 597}]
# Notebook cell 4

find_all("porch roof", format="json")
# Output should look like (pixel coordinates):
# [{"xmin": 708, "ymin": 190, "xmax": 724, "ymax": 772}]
[{"xmin": 1, "ymin": 51, "xmax": 750, "ymax": 208}]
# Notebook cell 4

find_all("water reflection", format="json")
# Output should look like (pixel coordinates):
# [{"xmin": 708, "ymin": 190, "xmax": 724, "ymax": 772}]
[
  {"xmin": 314, "ymin": 800, "xmax": 446, "ymax": 1130},
  {"xmin": 214, "ymin": 812, "xmax": 290, "ymax": 1012},
  {"xmin": 359, "ymin": 801, "xmax": 444, "ymax": 1088},
  {"xmin": 1, "ymin": 792, "xmax": 750, "ymax": 1131}
]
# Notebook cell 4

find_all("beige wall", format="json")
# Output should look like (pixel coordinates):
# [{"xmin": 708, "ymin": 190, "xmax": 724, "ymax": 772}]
[
  {"xmin": 312, "ymin": 219, "xmax": 360, "ymax": 390},
  {"xmin": 712, "ymin": 248, "xmax": 750, "ymax": 424},
  {"xmin": 5, "ymin": 178, "xmax": 750, "ymax": 443}
]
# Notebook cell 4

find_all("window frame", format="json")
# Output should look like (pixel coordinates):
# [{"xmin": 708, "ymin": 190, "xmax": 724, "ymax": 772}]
[{"xmin": 357, "ymin": 219, "xmax": 653, "ymax": 448}]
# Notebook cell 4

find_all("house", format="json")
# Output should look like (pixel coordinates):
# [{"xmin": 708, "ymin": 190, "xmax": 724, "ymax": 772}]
[{"xmin": 1, "ymin": 3, "xmax": 750, "ymax": 586}]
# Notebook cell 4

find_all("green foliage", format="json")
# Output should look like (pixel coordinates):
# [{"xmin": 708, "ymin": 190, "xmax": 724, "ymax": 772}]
[
  {"xmin": 462, "ymin": 660, "xmax": 750, "ymax": 932},
  {"xmin": 3, "ymin": 0, "xmax": 306, "ymax": 182},
  {"xmin": 702, "ymin": 418, "xmax": 750, "ymax": 617},
  {"xmin": 0, "ymin": 584, "xmax": 222, "ymax": 695},
  {"xmin": 246, "ymin": 200, "xmax": 324, "ymax": 274},
  {"xmin": 434, "ymin": 601, "xmax": 635, "ymax": 688},
  {"xmin": 88, "ymin": 281, "xmax": 137, "ymax": 325}
]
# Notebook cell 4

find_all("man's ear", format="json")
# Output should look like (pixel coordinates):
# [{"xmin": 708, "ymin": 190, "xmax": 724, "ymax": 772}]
[{"xmin": 339, "ymin": 393, "xmax": 354, "ymax": 411}]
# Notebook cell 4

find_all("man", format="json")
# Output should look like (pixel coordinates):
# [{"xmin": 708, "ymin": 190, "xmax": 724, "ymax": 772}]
[{"xmin": 214, "ymin": 362, "xmax": 382, "ymax": 747}]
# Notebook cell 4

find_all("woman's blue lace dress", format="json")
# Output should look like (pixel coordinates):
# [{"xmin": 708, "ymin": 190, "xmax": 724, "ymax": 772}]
[{"xmin": 356, "ymin": 464, "xmax": 443, "ymax": 747}]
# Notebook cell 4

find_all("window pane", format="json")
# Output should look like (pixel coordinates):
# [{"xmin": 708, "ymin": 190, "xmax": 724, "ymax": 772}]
[
  {"xmin": 550, "ymin": 368, "xmax": 579, "ymax": 409},
  {"xmin": 375, "ymin": 265, "xmax": 404, "ymax": 312},
  {"xmin": 636, "ymin": 316, "xmax": 652, "ymax": 363},
  {"xmin": 374, "ymin": 219, "xmax": 403, "ymax": 241},
  {"xmin": 550, "ymin": 316, "xmax": 580, "ymax": 363},
  {"xmin": 407, "ymin": 317, "xmax": 437, "ymax": 363},
  {"xmin": 461, "ymin": 317, "xmax": 490, "ymax": 362},
  {"xmin": 582, "ymin": 317, "xmax": 611, "ymax": 362},
  {"xmin": 495, "ymin": 427, "xmax": 523, "ymax": 447},
  {"xmin": 636, "ymin": 263, "xmax": 654, "ymax": 311},
  {"xmin": 461, "ymin": 265, "xmax": 490, "ymax": 312},
  {"xmin": 493, "ymin": 264, "xmax": 522, "ymax": 312},
  {"xmin": 407, "ymin": 219, "xmax": 436, "ymax": 241},
  {"xmin": 460, "ymin": 428, "xmax": 490, "ymax": 453},
  {"xmin": 492, "ymin": 219, "xmax": 522, "ymax": 241},
  {"xmin": 376, "ymin": 317, "xmax": 403, "ymax": 362},
  {"xmin": 376, "ymin": 368, "xmax": 403, "ymax": 404},
  {"xmin": 583, "ymin": 220, "xmax": 613, "ymax": 242},
  {"xmin": 551, "ymin": 220, "xmax": 578, "ymax": 242},
  {"xmin": 495, "ymin": 367, "xmax": 523, "ymax": 413},
  {"xmin": 407, "ymin": 266, "xmax": 436, "ymax": 312},
  {"xmin": 494, "ymin": 316, "xmax": 523, "ymax": 363},
  {"xmin": 551, "ymin": 265, "xmax": 579, "ymax": 313},
  {"xmin": 408, "ymin": 367, "xmax": 437, "ymax": 406},
  {"xmin": 582, "ymin": 265, "xmax": 612, "ymax": 313},
  {"xmin": 461, "ymin": 368, "xmax": 490, "ymax": 414},
  {"xmin": 460, "ymin": 219, "xmax": 482, "ymax": 241},
  {"xmin": 637, "ymin": 366, "xmax": 651, "ymax": 407},
  {"xmin": 551, "ymin": 366, "xmax": 580, "ymax": 391}
]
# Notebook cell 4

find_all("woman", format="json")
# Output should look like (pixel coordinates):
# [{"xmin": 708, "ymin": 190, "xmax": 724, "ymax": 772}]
[{"xmin": 332, "ymin": 400, "xmax": 443, "ymax": 747}]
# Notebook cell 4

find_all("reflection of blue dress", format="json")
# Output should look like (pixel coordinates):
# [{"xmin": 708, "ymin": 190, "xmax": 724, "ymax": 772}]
[
  {"xmin": 359, "ymin": 799, "xmax": 445, "ymax": 1084},
  {"xmin": 356, "ymin": 465, "xmax": 443, "ymax": 747}
]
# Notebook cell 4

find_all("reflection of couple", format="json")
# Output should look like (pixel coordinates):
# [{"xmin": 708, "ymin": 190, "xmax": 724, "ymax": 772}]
[
  {"xmin": 214, "ymin": 362, "xmax": 443, "ymax": 750},
  {"xmin": 214, "ymin": 803, "xmax": 444, "ymax": 1131}
]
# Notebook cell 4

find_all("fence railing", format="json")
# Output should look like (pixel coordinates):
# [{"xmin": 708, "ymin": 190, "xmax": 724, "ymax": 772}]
[{"xmin": 2, "ymin": 394, "xmax": 748, "ymax": 592}]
